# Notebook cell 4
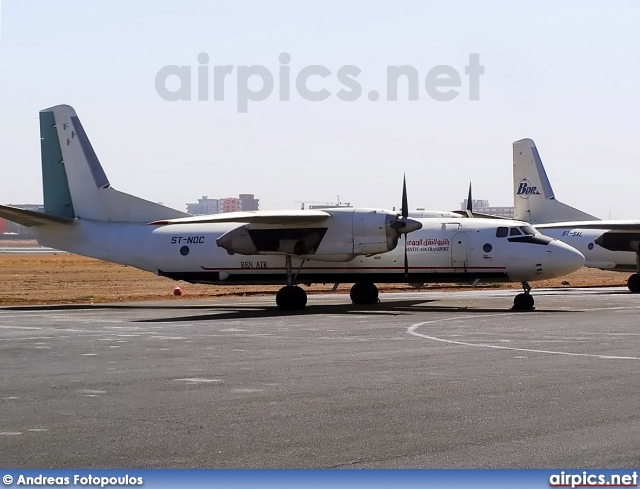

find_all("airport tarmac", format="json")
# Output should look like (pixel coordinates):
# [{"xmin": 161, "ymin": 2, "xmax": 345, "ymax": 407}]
[{"xmin": 1, "ymin": 287, "xmax": 639, "ymax": 468}]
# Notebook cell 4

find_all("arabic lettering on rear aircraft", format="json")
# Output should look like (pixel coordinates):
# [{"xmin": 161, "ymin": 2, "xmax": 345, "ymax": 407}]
[
  {"xmin": 516, "ymin": 178, "xmax": 541, "ymax": 199},
  {"xmin": 170, "ymin": 236, "xmax": 205, "ymax": 244}
]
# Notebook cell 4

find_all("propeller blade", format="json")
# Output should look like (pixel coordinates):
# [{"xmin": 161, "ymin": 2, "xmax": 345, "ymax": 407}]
[
  {"xmin": 401, "ymin": 174, "xmax": 408, "ymax": 219},
  {"xmin": 404, "ymin": 237, "xmax": 409, "ymax": 279},
  {"xmin": 465, "ymin": 181, "xmax": 474, "ymax": 218}
]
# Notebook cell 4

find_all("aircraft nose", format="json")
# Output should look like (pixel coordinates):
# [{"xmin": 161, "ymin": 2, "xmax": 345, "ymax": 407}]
[{"xmin": 546, "ymin": 240, "xmax": 585, "ymax": 277}]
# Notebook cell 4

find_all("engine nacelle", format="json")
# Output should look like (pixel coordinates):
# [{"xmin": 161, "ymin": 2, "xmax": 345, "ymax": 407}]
[
  {"xmin": 215, "ymin": 208, "xmax": 419, "ymax": 262},
  {"xmin": 352, "ymin": 209, "xmax": 401, "ymax": 255}
]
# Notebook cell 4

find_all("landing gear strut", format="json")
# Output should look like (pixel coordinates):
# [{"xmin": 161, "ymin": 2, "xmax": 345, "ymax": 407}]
[
  {"xmin": 512, "ymin": 281, "xmax": 535, "ymax": 311},
  {"xmin": 350, "ymin": 282, "xmax": 379, "ymax": 305},
  {"xmin": 628, "ymin": 251, "xmax": 640, "ymax": 293},
  {"xmin": 275, "ymin": 256, "xmax": 307, "ymax": 311}
]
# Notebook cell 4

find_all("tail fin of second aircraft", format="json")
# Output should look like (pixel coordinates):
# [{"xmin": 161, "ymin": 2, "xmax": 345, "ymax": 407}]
[
  {"xmin": 39, "ymin": 105, "xmax": 189, "ymax": 223},
  {"xmin": 512, "ymin": 138, "xmax": 598, "ymax": 224}
]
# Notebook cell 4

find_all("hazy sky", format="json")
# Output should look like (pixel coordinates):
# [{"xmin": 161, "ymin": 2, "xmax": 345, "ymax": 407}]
[{"xmin": 1, "ymin": 1, "xmax": 639, "ymax": 218}]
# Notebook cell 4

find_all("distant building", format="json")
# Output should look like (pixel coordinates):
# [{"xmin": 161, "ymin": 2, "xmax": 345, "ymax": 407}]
[
  {"xmin": 239, "ymin": 194, "xmax": 259, "ymax": 211},
  {"xmin": 186, "ymin": 194, "xmax": 259, "ymax": 215},
  {"xmin": 461, "ymin": 199, "xmax": 514, "ymax": 219},
  {"xmin": 220, "ymin": 197, "xmax": 241, "ymax": 213},
  {"xmin": 186, "ymin": 196, "xmax": 219, "ymax": 215},
  {"xmin": 308, "ymin": 203, "xmax": 352, "ymax": 210}
]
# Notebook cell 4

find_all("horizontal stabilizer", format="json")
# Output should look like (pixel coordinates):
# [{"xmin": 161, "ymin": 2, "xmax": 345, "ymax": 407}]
[
  {"xmin": 0, "ymin": 204, "xmax": 74, "ymax": 227},
  {"xmin": 150, "ymin": 209, "xmax": 331, "ymax": 226}
]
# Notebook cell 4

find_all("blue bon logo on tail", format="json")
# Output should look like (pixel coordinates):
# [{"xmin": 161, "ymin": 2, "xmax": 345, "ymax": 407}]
[{"xmin": 516, "ymin": 178, "xmax": 541, "ymax": 199}]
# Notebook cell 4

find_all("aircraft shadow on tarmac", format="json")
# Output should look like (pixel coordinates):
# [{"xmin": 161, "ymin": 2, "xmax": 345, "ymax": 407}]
[
  {"xmin": 132, "ymin": 300, "xmax": 581, "ymax": 322},
  {"xmin": 3, "ymin": 299, "xmax": 582, "ymax": 322}
]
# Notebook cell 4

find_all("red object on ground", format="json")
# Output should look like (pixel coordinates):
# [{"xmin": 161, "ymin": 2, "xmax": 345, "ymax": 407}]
[{"xmin": 173, "ymin": 286, "xmax": 183, "ymax": 296}]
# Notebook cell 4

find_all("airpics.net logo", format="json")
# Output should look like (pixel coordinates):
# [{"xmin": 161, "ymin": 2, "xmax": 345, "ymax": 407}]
[
  {"xmin": 516, "ymin": 178, "xmax": 541, "ymax": 199},
  {"xmin": 155, "ymin": 52, "xmax": 484, "ymax": 113}
]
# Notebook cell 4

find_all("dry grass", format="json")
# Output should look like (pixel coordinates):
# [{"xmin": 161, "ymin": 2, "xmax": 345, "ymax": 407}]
[{"xmin": 0, "ymin": 252, "xmax": 629, "ymax": 306}]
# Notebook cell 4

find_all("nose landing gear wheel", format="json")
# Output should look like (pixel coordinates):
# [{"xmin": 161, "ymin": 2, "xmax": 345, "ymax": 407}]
[
  {"xmin": 350, "ymin": 282, "xmax": 379, "ymax": 305},
  {"xmin": 512, "ymin": 281, "xmax": 535, "ymax": 311},
  {"xmin": 513, "ymin": 293, "xmax": 535, "ymax": 311},
  {"xmin": 276, "ymin": 285, "xmax": 307, "ymax": 311}
]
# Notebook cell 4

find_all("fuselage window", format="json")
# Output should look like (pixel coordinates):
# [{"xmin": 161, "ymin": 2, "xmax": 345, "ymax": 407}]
[
  {"xmin": 483, "ymin": 243, "xmax": 493, "ymax": 253},
  {"xmin": 519, "ymin": 226, "xmax": 536, "ymax": 236},
  {"xmin": 509, "ymin": 227, "xmax": 523, "ymax": 236},
  {"xmin": 496, "ymin": 227, "xmax": 508, "ymax": 238}
]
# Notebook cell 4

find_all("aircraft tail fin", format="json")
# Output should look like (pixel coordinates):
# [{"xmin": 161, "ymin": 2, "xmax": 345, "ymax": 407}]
[
  {"xmin": 513, "ymin": 138, "xmax": 598, "ymax": 224},
  {"xmin": 39, "ymin": 105, "xmax": 189, "ymax": 223}
]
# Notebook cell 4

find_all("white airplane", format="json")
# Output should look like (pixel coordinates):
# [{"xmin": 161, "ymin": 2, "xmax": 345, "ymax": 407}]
[
  {"xmin": 513, "ymin": 138, "xmax": 640, "ymax": 293},
  {"xmin": 0, "ymin": 106, "xmax": 584, "ymax": 311}
]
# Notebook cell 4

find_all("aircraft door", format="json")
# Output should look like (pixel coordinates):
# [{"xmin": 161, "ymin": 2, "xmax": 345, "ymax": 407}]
[{"xmin": 451, "ymin": 232, "xmax": 469, "ymax": 271}]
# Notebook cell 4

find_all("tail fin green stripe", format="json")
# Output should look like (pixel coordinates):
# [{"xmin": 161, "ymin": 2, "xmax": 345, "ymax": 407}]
[{"xmin": 40, "ymin": 110, "xmax": 75, "ymax": 219}]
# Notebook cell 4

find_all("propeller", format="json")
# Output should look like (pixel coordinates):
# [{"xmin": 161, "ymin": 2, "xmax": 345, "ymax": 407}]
[
  {"xmin": 389, "ymin": 175, "xmax": 422, "ymax": 279},
  {"xmin": 465, "ymin": 181, "xmax": 474, "ymax": 218}
]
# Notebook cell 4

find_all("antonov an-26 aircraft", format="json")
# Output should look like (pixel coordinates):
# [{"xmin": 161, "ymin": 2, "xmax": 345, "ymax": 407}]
[
  {"xmin": 513, "ymin": 138, "xmax": 640, "ymax": 293},
  {"xmin": 0, "ymin": 106, "xmax": 584, "ymax": 311}
]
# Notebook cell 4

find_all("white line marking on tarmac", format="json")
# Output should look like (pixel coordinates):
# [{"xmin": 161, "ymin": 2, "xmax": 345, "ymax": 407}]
[
  {"xmin": 175, "ymin": 378, "xmax": 222, "ymax": 383},
  {"xmin": 0, "ymin": 432, "xmax": 22, "ymax": 436},
  {"xmin": 408, "ymin": 314, "xmax": 640, "ymax": 361},
  {"xmin": 0, "ymin": 336, "xmax": 54, "ymax": 341},
  {"xmin": 0, "ymin": 325, "xmax": 42, "ymax": 330}
]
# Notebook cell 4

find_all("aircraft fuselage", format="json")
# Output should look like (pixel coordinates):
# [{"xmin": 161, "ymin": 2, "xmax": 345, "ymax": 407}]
[
  {"xmin": 34, "ymin": 217, "xmax": 584, "ymax": 286},
  {"xmin": 538, "ymin": 228, "xmax": 637, "ymax": 272}
]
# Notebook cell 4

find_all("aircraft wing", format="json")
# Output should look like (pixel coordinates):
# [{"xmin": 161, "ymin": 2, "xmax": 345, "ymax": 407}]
[
  {"xmin": 451, "ymin": 210, "xmax": 511, "ymax": 220},
  {"xmin": 0, "ymin": 204, "xmax": 74, "ymax": 227},
  {"xmin": 535, "ymin": 220, "xmax": 640, "ymax": 231},
  {"xmin": 150, "ymin": 209, "xmax": 332, "ymax": 225}
]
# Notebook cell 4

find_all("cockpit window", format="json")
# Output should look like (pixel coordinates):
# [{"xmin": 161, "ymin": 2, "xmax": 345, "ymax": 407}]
[
  {"xmin": 509, "ymin": 227, "xmax": 523, "ymax": 236},
  {"xmin": 519, "ymin": 226, "xmax": 536, "ymax": 236},
  {"xmin": 496, "ymin": 227, "xmax": 508, "ymax": 238}
]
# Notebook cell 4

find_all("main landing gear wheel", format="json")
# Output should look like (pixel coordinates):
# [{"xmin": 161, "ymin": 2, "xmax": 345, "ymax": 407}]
[
  {"xmin": 512, "ymin": 281, "xmax": 535, "ymax": 311},
  {"xmin": 276, "ymin": 285, "xmax": 307, "ymax": 311},
  {"xmin": 627, "ymin": 274, "xmax": 640, "ymax": 293},
  {"xmin": 350, "ymin": 282, "xmax": 379, "ymax": 305},
  {"xmin": 275, "ymin": 255, "xmax": 307, "ymax": 311}
]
